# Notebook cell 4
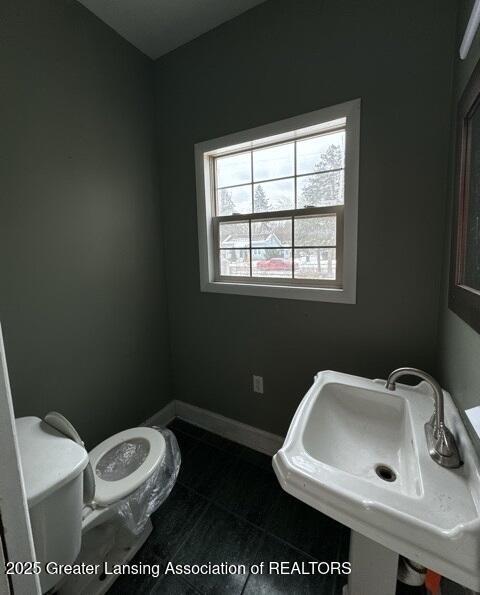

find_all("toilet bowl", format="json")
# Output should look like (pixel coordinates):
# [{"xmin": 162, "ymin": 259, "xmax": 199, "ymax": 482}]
[
  {"xmin": 90, "ymin": 427, "xmax": 166, "ymax": 505},
  {"xmin": 62, "ymin": 425, "xmax": 174, "ymax": 595},
  {"xmin": 56, "ymin": 415, "xmax": 179, "ymax": 595},
  {"xmin": 80, "ymin": 426, "xmax": 167, "ymax": 533}
]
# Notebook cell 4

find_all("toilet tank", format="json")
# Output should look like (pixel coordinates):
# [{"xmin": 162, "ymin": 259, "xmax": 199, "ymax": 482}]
[{"xmin": 15, "ymin": 416, "xmax": 89, "ymax": 593}]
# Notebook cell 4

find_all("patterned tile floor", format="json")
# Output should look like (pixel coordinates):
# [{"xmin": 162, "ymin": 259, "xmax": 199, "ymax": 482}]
[{"xmin": 107, "ymin": 419, "xmax": 442, "ymax": 594}]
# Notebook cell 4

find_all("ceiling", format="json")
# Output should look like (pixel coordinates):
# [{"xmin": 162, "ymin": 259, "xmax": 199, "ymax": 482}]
[{"xmin": 77, "ymin": 0, "xmax": 266, "ymax": 59}]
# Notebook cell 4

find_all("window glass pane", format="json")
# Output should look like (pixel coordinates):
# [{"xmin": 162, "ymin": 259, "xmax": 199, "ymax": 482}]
[
  {"xmin": 253, "ymin": 248, "xmax": 293, "ymax": 278},
  {"xmin": 296, "ymin": 131, "xmax": 345, "ymax": 175},
  {"xmin": 253, "ymin": 143, "xmax": 294, "ymax": 182},
  {"xmin": 254, "ymin": 179, "xmax": 294, "ymax": 212},
  {"xmin": 294, "ymin": 248, "xmax": 336, "ymax": 279},
  {"xmin": 219, "ymin": 222, "xmax": 249, "ymax": 248},
  {"xmin": 217, "ymin": 185, "xmax": 252, "ymax": 215},
  {"xmin": 220, "ymin": 249, "xmax": 250, "ymax": 277},
  {"xmin": 297, "ymin": 170, "xmax": 344, "ymax": 208},
  {"xmin": 294, "ymin": 215, "xmax": 336, "ymax": 247},
  {"xmin": 252, "ymin": 218, "xmax": 292, "ymax": 248},
  {"xmin": 216, "ymin": 152, "xmax": 251, "ymax": 188}
]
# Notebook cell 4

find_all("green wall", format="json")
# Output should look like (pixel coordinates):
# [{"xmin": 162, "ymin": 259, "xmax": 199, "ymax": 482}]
[
  {"xmin": 1, "ymin": 0, "xmax": 466, "ymax": 448},
  {"xmin": 155, "ymin": 0, "xmax": 458, "ymax": 436},
  {"xmin": 0, "ymin": 0, "xmax": 170, "ymax": 447},
  {"xmin": 438, "ymin": 0, "xmax": 480, "ymax": 455}
]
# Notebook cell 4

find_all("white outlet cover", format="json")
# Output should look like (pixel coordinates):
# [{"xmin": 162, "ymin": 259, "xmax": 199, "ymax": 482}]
[{"xmin": 253, "ymin": 375, "xmax": 264, "ymax": 394}]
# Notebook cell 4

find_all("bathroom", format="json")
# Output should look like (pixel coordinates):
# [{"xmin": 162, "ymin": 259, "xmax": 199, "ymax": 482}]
[{"xmin": 1, "ymin": 0, "xmax": 480, "ymax": 593}]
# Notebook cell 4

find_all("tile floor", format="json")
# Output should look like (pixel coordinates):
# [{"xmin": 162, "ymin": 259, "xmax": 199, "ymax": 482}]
[{"xmin": 107, "ymin": 419, "xmax": 437, "ymax": 595}]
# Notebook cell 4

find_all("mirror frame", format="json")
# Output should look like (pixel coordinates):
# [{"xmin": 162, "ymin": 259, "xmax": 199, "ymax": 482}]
[{"xmin": 450, "ymin": 58, "xmax": 480, "ymax": 333}]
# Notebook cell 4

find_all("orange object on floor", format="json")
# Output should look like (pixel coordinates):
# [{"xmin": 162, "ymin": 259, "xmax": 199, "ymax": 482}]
[{"xmin": 425, "ymin": 570, "xmax": 442, "ymax": 595}]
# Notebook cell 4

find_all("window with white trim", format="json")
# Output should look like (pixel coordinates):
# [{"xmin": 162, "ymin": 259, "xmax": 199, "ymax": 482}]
[{"xmin": 195, "ymin": 100, "xmax": 360, "ymax": 303}]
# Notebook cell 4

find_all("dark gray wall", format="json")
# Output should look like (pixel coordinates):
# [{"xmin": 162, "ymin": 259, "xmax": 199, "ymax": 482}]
[
  {"xmin": 155, "ymin": 0, "xmax": 457, "ymax": 437},
  {"xmin": 438, "ymin": 0, "xmax": 480, "ymax": 454},
  {"xmin": 0, "ymin": 0, "xmax": 170, "ymax": 447}
]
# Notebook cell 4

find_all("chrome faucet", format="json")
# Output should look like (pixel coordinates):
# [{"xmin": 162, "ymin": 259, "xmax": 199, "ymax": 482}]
[{"xmin": 385, "ymin": 367, "xmax": 461, "ymax": 469}]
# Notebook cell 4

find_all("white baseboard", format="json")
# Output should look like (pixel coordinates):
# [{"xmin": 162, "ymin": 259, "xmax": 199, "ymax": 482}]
[
  {"xmin": 143, "ymin": 400, "xmax": 176, "ymax": 427},
  {"xmin": 144, "ymin": 400, "xmax": 284, "ymax": 456},
  {"xmin": 176, "ymin": 400, "xmax": 284, "ymax": 456}
]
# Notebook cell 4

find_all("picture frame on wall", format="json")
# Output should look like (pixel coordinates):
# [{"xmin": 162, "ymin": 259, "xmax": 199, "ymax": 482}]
[{"xmin": 450, "ymin": 58, "xmax": 480, "ymax": 333}]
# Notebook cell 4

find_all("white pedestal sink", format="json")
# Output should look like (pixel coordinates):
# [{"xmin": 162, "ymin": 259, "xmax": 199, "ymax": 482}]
[{"xmin": 272, "ymin": 371, "xmax": 480, "ymax": 594}]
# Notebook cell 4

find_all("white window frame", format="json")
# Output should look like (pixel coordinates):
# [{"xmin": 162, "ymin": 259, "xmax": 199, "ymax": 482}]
[{"xmin": 195, "ymin": 99, "xmax": 360, "ymax": 303}]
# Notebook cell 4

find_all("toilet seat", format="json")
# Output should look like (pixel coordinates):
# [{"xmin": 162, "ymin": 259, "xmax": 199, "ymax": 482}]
[{"xmin": 90, "ymin": 427, "xmax": 166, "ymax": 507}]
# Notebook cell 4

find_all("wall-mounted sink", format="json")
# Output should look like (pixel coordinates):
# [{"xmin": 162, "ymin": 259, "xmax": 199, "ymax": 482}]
[{"xmin": 273, "ymin": 371, "xmax": 480, "ymax": 593}]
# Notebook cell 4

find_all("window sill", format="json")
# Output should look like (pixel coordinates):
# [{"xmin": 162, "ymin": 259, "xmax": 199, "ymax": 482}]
[{"xmin": 201, "ymin": 280, "xmax": 356, "ymax": 303}]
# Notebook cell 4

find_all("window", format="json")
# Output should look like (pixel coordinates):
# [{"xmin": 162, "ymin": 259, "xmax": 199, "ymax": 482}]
[{"xmin": 195, "ymin": 99, "xmax": 360, "ymax": 303}]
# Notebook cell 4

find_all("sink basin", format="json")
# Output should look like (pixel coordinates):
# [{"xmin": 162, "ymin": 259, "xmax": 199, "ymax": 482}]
[
  {"xmin": 303, "ymin": 381, "xmax": 422, "ymax": 498},
  {"xmin": 273, "ymin": 371, "xmax": 480, "ymax": 591}
]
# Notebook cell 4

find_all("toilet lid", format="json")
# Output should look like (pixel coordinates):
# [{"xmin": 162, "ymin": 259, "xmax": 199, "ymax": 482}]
[
  {"xmin": 90, "ymin": 427, "xmax": 166, "ymax": 506},
  {"xmin": 44, "ymin": 411, "xmax": 96, "ymax": 506}
]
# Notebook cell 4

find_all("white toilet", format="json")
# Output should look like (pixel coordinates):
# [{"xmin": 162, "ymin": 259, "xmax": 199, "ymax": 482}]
[{"xmin": 15, "ymin": 413, "xmax": 179, "ymax": 595}]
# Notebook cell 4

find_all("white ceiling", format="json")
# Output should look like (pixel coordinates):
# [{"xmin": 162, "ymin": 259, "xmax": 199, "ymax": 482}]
[{"xmin": 77, "ymin": 0, "xmax": 266, "ymax": 59}]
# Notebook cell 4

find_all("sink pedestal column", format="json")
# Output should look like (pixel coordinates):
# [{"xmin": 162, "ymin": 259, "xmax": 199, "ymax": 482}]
[{"xmin": 343, "ymin": 531, "xmax": 399, "ymax": 595}]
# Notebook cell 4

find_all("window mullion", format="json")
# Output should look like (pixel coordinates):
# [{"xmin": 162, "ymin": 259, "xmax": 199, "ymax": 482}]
[
  {"xmin": 294, "ymin": 140, "xmax": 298, "ymax": 210},
  {"xmin": 249, "ymin": 219, "xmax": 252, "ymax": 278},
  {"xmin": 293, "ymin": 140, "xmax": 297, "ymax": 280},
  {"xmin": 291, "ymin": 216, "xmax": 295, "ymax": 279},
  {"xmin": 250, "ymin": 150, "xmax": 254, "ymax": 214}
]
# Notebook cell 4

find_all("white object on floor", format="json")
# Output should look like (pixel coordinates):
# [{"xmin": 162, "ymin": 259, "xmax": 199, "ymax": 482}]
[
  {"xmin": 397, "ymin": 556, "xmax": 426, "ymax": 586},
  {"xmin": 273, "ymin": 370, "xmax": 480, "ymax": 592}
]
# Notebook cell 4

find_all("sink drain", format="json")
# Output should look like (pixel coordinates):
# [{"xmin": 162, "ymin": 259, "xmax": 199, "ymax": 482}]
[{"xmin": 375, "ymin": 464, "xmax": 397, "ymax": 482}]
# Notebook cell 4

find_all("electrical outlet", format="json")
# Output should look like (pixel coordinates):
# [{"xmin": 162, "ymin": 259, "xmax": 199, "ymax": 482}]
[{"xmin": 253, "ymin": 375, "xmax": 264, "ymax": 394}]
